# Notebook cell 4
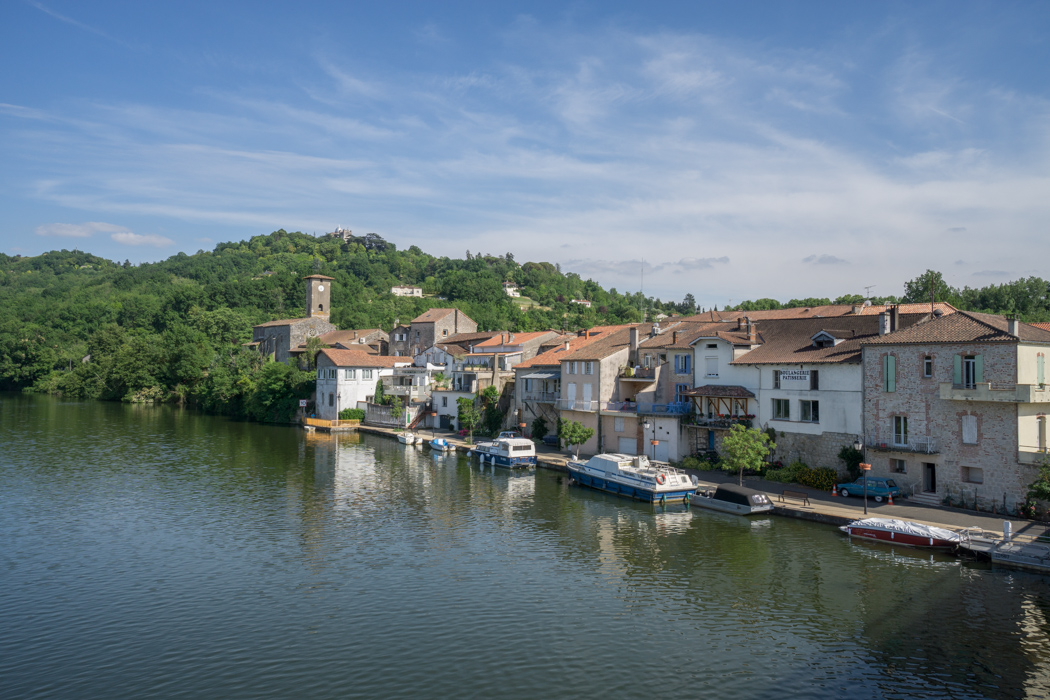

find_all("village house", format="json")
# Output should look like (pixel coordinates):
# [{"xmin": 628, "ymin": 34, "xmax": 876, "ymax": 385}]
[
  {"xmin": 861, "ymin": 311, "xmax": 1050, "ymax": 510},
  {"xmin": 388, "ymin": 308, "xmax": 478, "ymax": 357},
  {"xmin": 414, "ymin": 331, "xmax": 502, "ymax": 368},
  {"xmin": 249, "ymin": 275, "xmax": 336, "ymax": 363},
  {"xmin": 391, "ymin": 285, "xmax": 423, "ymax": 297},
  {"xmin": 287, "ymin": 328, "xmax": 389, "ymax": 361},
  {"xmin": 314, "ymin": 349, "xmax": 411, "ymax": 420},
  {"xmin": 503, "ymin": 282, "xmax": 521, "ymax": 298}
]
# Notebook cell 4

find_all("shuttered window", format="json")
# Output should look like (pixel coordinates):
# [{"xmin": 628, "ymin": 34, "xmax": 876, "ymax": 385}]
[
  {"xmin": 1038, "ymin": 354, "xmax": 1045, "ymax": 386},
  {"xmin": 883, "ymin": 355, "xmax": 896, "ymax": 392}
]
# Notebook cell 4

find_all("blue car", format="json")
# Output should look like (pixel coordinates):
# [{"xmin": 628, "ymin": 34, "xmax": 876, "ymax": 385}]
[{"xmin": 836, "ymin": 477, "xmax": 901, "ymax": 503}]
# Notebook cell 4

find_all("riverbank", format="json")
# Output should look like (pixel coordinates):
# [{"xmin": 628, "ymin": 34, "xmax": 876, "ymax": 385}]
[{"xmin": 350, "ymin": 423, "xmax": 1044, "ymax": 544}]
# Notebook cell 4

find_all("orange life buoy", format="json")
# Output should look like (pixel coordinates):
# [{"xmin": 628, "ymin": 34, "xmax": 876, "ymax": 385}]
[{"xmin": 656, "ymin": 473, "xmax": 667, "ymax": 485}]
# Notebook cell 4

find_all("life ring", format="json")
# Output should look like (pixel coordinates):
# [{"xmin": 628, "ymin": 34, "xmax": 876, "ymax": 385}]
[{"xmin": 656, "ymin": 473, "xmax": 667, "ymax": 485}]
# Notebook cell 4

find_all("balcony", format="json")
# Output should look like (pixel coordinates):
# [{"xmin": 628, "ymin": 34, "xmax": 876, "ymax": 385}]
[
  {"xmin": 388, "ymin": 384, "xmax": 430, "ymax": 401},
  {"xmin": 603, "ymin": 401, "xmax": 638, "ymax": 413},
  {"xmin": 940, "ymin": 382, "xmax": 1050, "ymax": 403},
  {"xmin": 637, "ymin": 401, "xmax": 692, "ymax": 416},
  {"xmin": 685, "ymin": 415, "xmax": 754, "ymax": 429},
  {"xmin": 866, "ymin": 433, "xmax": 939, "ymax": 454},
  {"xmin": 521, "ymin": 391, "xmax": 559, "ymax": 403},
  {"xmin": 556, "ymin": 399, "xmax": 600, "ymax": 412},
  {"xmin": 1019, "ymin": 448, "xmax": 1050, "ymax": 465},
  {"xmin": 619, "ymin": 367, "xmax": 656, "ymax": 383}
]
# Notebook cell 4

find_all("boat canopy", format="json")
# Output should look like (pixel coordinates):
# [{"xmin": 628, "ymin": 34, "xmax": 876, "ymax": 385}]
[
  {"xmin": 713, "ymin": 484, "xmax": 772, "ymax": 506},
  {"xmin": 848, "ymin": 518, "xmax": 960, "ymax": 542}
]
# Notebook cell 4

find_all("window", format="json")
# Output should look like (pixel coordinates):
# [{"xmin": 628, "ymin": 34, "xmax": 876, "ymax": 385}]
[
  {"xmin": 317, "ymin": 369, "xmax": 323, "ymax": 379},
  {"xmin": 363, "ymin": 369, "xmax": 373, "ymax": 380},
  {"xmin": 675, "ymin": 383, "xmax": 690, "ymax": 403},
  {"xmin": 328, "ymin": 393, "xmax": 334, "ymax": 407},
  {"xmin": 614, "ymin": 417, "xmax": 625, "ymax": 432},
  {"xmin": 1039, "ymin": 416, "xmax": 1047, "ymax": 452},
  {"xmin": 963, "ymin": 356, "xmax": 977, "ymax": 388},
  {"xmin": 800, "ymin": 400, "xmax": 819, "ymax": 422},
  {"xmin": 773, "ymin": 369, "xmax": 780, "ymax": 389},
  {"xmin": 773, "ymin": 398, "xmax": 790, "ymax": 420},
  {"xmin": 442, "ymin": 329, "xmax": 448, "ymax": 337},
  {"xmin": 810, "ymin": 370, "xmax": 819, "ymax": 390},
  {"xmin": 891, "ymin": 458, "xmax": 907, "ymax": 474},
  {"xmin": 961, "ymin": 466, "xmax": 984, "ymax": 484},
  {"xmin": 962, "ymin": 415, "xmax": 978, "ymax": 445},
  {"xmin": 442, "ymin": 396, "xmax": 448, "ymax": 407},
  {"xmin": 883, "ymin": 355, "xmax": 897, "ymax": 392},
  {"xmin": 585, "ymin": 361, "xmax": 594, "ymax": 375},
  {"xmin": 347, "ymin": 369, "xmax": 356, "ymax": 379},
  {"xmin": 524, "ymin": 379, "xmax": 532, "ymax": 392},
  {"xmin": 706, "ymin": 343, "xmax": 717, "ymax": 349},
  {"xmin": 924, "ymin": 356, "xmax": 933, "ymax": 378},
  {"xmin": 659, "ymin": 353, "xmax": 667, "ymax": 364},
  {"xmin": 954, "ymin": 354, "xmax": 983, "ymax": 388},
  {"xmin": 705, "ymin": 356, "xmax": 718, "ymax": 378},
  {"xmin": 675, "ymin": 354, "xmax": 691, "ymax": 374},
  {"xmin": 643, "ymin": 355, "xmax": 652, "ymax": 370},
  {"xmin": 893, "ymin": 416, "xmax": 908, "ymax": 446}
]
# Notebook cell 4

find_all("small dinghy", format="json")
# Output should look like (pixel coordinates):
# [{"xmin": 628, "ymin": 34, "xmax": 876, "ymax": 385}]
[
  {"xmin": 429, "ymin": 438, "xmax": 454, "ymax": 452},
  {"xmin": 690, "ymin": 484, "xmax": 774, "ymax": 515},
  {"xmin": 840, "ymin": 518, "xmax": 961, "ymax": 550},
  {"xmin": 398, "ymin": 432, "xmax": 418, "ymax": 445}
]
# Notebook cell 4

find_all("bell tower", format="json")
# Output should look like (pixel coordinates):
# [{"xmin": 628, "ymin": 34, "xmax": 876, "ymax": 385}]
[{"xmin": 304, "ymin": 275, "xmax": 333, "ymax": 319}]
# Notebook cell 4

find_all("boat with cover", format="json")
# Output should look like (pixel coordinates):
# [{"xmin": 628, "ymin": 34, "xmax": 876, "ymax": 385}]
[
  {"xmin": 428, "ymin": 437, "xmax": 455, "ymax": 452},
  {"xmin": 471, "ymin": 431, "xmax": 536, "ymax": 467},
  {"xmin": 398, "ymin": 432, "xmax": 418, "ymax": 445},
  {"xmin": 567, "ymin": 453, "xmax": 697, "ymax": 503},
  {"xmin": 840, "ymin": 518, "xmax": 961, "ymax": 550},
  {"xmin": 690, "ymin": 484, "xmax": 774, "ymax": 515}
]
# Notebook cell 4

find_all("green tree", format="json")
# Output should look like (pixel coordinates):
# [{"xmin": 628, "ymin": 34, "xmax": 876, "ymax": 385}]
[
  {"xmin": 389, "ymin": 395, "xmax": 404, "ymax": 428},
  {"xmin": 560, "ymin": 419, "xmax": 595, "ymax": 459},
  {"xmin": 457, "ymin": 396, "xmax": 482, "ymax": 443},
  {"xmin": 374, "ymin": 378, "xmax": 386, "ymax": 405},
  {"xmin": 531, "ymin": 416, "xmax": 549, "ymax": 441},
  {"xmin": 902, "ymin": 269, "xmax": 959, "ymax": 305},
  {"xmin": 303, "ymin": 335, "xmax": 325, "ymax": 370},
  {"xmin": 720, "ymin": 424, "xmax": 776, "ymax": 485},
  {"xmin": 838, "ymin": 444, "xmax": 864, "ymax": 481}
]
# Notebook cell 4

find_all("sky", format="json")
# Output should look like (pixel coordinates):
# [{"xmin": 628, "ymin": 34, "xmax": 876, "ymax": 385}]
[{"xmin": 2, "ymin": 1, "xmax": 1049, "ymax": 307}]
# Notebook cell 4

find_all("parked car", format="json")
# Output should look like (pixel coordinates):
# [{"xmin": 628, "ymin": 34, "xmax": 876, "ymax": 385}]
[{"xmin": 836, "ymin": 477, "xmax": 901, "ymax": 502}]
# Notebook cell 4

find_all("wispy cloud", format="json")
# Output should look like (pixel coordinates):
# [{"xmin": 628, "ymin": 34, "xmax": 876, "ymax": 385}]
[
  {"xmin": 26, "ymin": 1, "xmax": 131, "ymax": 48},
  {"xmin": 111, "ymin": 232, "xmax": 174, "ymax": 247},
  {"xmin": 35, "ymin": 221, "xmax": 129, "ymax": 237},
  {"xmin": 802, "ymin": 254, "xmax": 848, "ymax": 265}
]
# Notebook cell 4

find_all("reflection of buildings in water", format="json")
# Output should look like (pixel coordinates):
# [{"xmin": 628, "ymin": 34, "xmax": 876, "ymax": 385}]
[
  {"xmin": 1021, "ymin": 595, "xmax": 1050, "ymax": 698},
  {"xmin": 651, "ymin": 509, "xmax": 692, "ymax": 536}
]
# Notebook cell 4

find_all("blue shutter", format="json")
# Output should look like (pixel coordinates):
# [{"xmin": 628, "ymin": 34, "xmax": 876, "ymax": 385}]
[
  {"xmin": 975, "ymin": 354, "xmax": 983, "ymax": 384},
  {"xmin": 953, "ymin": 355, "xmax": 962, "ymax": 385}
]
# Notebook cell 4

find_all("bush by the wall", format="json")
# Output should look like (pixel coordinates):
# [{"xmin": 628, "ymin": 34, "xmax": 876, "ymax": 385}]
[{"xmin": 338, "ymin": 407, "xmax": 365, "ymax": 421}]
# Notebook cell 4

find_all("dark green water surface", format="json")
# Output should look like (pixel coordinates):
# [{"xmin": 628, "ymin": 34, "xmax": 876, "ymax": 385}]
[{"xmin": 3, "ymin": 394, "xmax": 1050, "ymax": 699}]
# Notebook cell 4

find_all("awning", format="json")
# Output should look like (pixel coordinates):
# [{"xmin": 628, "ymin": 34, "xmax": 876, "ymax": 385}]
[{"xmin": 522, "ymin": 371, "xmax": 560, "ymax": 380}]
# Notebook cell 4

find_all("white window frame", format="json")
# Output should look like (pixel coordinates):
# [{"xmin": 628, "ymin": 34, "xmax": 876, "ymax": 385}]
[
  {"xmin": 585, "ymin": 361, "xmax": 594, "ymax": 375},
  {"xmin": 923, "ymin": 356, "xmax": 933, "ymax": 378},
  {"xmin": 799, "ymin": 400, "xmax": 819, "ymax": 423},
  {"xmin": 772, "ymin": 398, "xmax": 790, "ymax": 420},
  {"xmin": 363, "ymin": 369, "xmax": 373, "ymax": 380},
  {"xmin": 893, "ymin": 416, "xmax": 908, "ymax": 446}
]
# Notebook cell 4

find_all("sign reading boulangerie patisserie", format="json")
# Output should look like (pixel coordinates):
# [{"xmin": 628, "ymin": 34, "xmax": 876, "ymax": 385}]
[{"xmin": 779, "ymin": 369, "xmax": 810, "ymax": 388}]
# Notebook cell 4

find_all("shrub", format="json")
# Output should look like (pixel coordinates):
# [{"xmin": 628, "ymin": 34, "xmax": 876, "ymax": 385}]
[
  {"xmin": 764, "ymin": 468, "xmax": 793, "ymax": 483},
  {"xmin": 339, "ymin": 407, "xmax": 365, "ymax": 421},
  {"xmin": 839, "ymin": 445, "xmax": 864, "ymax": 480},
  {"xmin": 797, "ymin": 466, "xmax": 840, "ymax": 491}
]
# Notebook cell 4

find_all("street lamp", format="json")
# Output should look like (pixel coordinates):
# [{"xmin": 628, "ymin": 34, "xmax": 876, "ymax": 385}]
[
  {"xmin": 643, "ymin": 419, "xmax": 658, "ymax": 462},
  {"xmin": 430, "ymin": 411, "xmax": 438, "ymax": 439}
]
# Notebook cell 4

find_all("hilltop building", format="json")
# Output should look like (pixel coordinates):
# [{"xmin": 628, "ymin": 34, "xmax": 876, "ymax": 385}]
[{"xmin": 250, "ymin": 275, "xmax": 336, "ymax": 363}]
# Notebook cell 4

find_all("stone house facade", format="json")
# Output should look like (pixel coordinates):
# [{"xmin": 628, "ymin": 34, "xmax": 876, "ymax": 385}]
[
  {"xmin": 388, "ymin": 308, "xmax": 478, "ymax": 357},
  {"xmin": 251, "ymin": 275, "xmax": 336, "ymax": 363},
  {"xmin": 315, "ymin": 350, "xmax": 410, "ymax": 420},
  {"xmin": 861, "ymin": 311, "xmax": 1050, "ymax": 510}
]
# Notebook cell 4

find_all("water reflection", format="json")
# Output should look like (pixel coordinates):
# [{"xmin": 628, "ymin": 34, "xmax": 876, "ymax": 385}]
[{"xmin": 2, "ymin": 394, "xmax": 1050, "ymax": 699}]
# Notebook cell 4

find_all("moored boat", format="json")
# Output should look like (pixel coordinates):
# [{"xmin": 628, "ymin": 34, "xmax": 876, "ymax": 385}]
[
  {"xmin": 429, "ymin": 437, "xmax": 454, "ymax": 452},
  {"xmin": 398, "ymin": 432, "xmax": 418, "ymax": 445},
  {"xmin": 567, "ymin": 453, "xmax": 697, "ymax": 503},
  {"xmin": 840, "ymin": 518, "xmax": 961, "ymax": 550},
  {"xmin": 690, "ymin": 484, "xmax": 773, "ymax": 515},
  {"xmin": 471, "ymin": 431, "xmax": 536, "ymax": 468}
]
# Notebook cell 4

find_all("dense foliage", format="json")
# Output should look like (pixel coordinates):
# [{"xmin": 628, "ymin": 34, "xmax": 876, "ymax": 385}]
[
  {"xmin": 728, "ymin": 269, "xmax": 1050, "ymax": 322},
  {"xmin": 0, "ymin": 231, "xmax": 676, "ymax": 419}
]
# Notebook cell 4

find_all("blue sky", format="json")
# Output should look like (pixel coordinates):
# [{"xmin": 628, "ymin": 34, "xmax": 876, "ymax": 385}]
[{"xmin": 2, "ymin": 1, "xmax": 1049, "ymax": 306}]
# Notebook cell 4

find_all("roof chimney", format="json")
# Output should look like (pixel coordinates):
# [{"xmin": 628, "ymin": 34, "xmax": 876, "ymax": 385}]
[
  {"xmin": 737, "ymin": 316, "xmax": 745, "ymax": 330},
  {"xmin": 1007, "ymin": 314, "xmax": 1020, "ymax": 337},
  {"xmin": 879, "ymin": 312, "xmax": 890, "ymax": 336},
  {"xmin": 630, "ymin": 327, "xmax": 639, "ymax": 352},
  {"xmin": 651, "ymin": 323, "xmax": 659, "ymax": 337},
  {"xmin": 890, "ymin": 305, "xmax": 901, "ymax": 333},
  {"xmin": 748, "ymin": 321, "xmax": 757, "ymax": 344},
  {"xmin": 564, "ymin": 340, "xmax": 571, "ymax": 352},
  {"xmin": 672, "ymin": 330, "xmax": 679, "ymax": 344}
]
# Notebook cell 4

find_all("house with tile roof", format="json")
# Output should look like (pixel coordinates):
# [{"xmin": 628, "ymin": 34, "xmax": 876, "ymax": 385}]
[
  {"xmin": 315, "ymin": 349, "xmax": 413, "ymax": 420},
  {"xmin": 860, "ymin": 311, "xmax": 1050, "ymax": 510},
  {"xmin": 388, "ymin": 308, "xmax": 478, "ymax": 357}
]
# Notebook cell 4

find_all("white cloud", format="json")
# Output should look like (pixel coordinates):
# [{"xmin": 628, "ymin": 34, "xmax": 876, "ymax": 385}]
[
  {"xmin": 802, "ymin": 254, "xmax": 849, "ymax": 265},
  {"xmin": 35, "ymin": 221, "xmax": 129, "ymax": 237},
  {"xmin": 111, "ymin": 232, "xmax": 174, "ymax": 247}
]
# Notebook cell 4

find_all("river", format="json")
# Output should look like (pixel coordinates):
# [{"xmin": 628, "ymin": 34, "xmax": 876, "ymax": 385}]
[{"xmin": 2, "ymin": 394, "xmax": 1050, "ymax": 699}]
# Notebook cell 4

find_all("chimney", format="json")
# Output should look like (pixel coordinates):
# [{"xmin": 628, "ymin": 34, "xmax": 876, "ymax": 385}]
[
  {"xmin": 890, "ymin": 305, "xmax": 901, "ymax": 333},
  {"xmin": 748, "ymin": 322, "xmax": 757, "ymax": 344},
  {"xmin": 879, "ymin": 312, "xmax": 890, "ymax": 336},
  {"xmin": 564, "ymin": 340, "xmax": 571, "ymax": 352},
  {"xmin": 737, "ymin": 316, "xmax": 745, "ymax": 331},
  {"xmin": 353, "ymin": 330, "xmax": 358, "ymax": 339},
  {"xmin": 630, "ymin": 327, "xmax": 639, "ymax": 353},
  {"xmin": 672, "ymin": 330, "xmax": 679, "ymax": 344},
  {"xmin": 509, "ymin": 333, "xmax": 514, "ymax": 343},
  {"xmin": 852, "ymin": 304, "xmax": 862, "ymax": 315},
  {"xmin": 1008, "ymin": 315, "xmax": 1020, "ymax": 337},
  {"xmin": 651, "ymin": 323, "xmax": 659, "ymax": 337}
]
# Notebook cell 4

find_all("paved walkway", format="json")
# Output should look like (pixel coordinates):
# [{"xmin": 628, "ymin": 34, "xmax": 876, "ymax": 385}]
[{"xmin": 344, "ymin": 424, "xmax": 1045, "ymax": 542}]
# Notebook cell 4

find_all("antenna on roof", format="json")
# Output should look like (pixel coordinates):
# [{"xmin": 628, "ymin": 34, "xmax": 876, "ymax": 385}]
[
  {"xmin": 864, "ymin": 284, "xmax": 876, "ymax": 298},
  {"xmin": 639, "ymin": 260, "xmax": 645, "ymax": 322}
]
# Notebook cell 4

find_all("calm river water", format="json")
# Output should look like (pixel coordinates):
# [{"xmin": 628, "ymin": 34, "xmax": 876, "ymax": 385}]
[{"xmin": 2, "ymin": 394, "xmax": 1050, "ymax": 699}]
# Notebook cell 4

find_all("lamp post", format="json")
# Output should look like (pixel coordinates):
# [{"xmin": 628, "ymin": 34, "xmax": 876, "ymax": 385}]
[
  {"xmin": 430, "ymin": 411, "xmax": 438, "ymax": 439},
  {"xmin": 643, "ymin": 419, "xmax": 658, "ymax": 462},
  {"xmin": 854, "ymin": 437, "xmax": 870, "ymax": 515},
  {"xmin": 520, "ymin": 421, "xmax": 527, "ymax": 438}
]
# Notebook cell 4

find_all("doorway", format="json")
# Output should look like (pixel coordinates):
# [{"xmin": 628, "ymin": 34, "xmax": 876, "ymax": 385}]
[
  {"xmin": 923, "ymin": 462, "xmax": 937, "ymax": 493},
  {"xmin": 707, "ymin": 430, "xmax": 716, "ymax": 451}
]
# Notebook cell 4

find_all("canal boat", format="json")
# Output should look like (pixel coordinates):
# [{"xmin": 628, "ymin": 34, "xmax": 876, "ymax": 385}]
[
  {"xmin": 471, "ymin": 431, "xmax": 536, "ymax": 468},
  {"xmin": 690, "ymin": 484, "xmax": 774, "ymax": 515},
  {"xmin": 398, "ymin": 432, "xmax": 418, "ymax": 445},
  {"xmin": 840, "ymin": 517, "xmax": 961, "ymax": 550},
  {"xmin": 428, "ymin": 437, "xmax": 455, "ymax": 452},
  {"xmin": 567, "ymin": 453, "xmax": 697, "ymax": 503}
]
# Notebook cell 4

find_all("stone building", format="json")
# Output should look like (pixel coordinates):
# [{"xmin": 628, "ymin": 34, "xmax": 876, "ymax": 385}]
[
  {"xmin": 388, "ymin": 308, "xmax": 478, "ymax": 357},
  {"xmin": 315, "ymin": 349, "xmax": 410, "ymax": 420},
  {"xmin": 250, "ymin": 275, "xmax": 336, "ymax": 363},
  {"xmin": 861, "ymin": 311, "xmax": 1050, "ymax": 510}
]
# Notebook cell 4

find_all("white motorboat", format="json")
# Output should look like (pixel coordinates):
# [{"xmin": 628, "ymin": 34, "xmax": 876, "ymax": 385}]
[
  {"xmin": 471, "ymin": 431, "xmax": 536, "ymax": 467},
  {"xmin": 690, "ymin": 484, "xmax": 774, "ymax": 515},
  {"xmin": 398, "ymin": 432, "xmax": 418, "ymax": 445},
  {"xmin": 840, "ymin": 518, "xmax": 961, "ymax": 550},
  {"xmin": 567, "ymin": 453, "xmax": 697, "ymax": 503},
  {"xmin": 428, "ymin": 438, "xmax": 455, "ymax": 452}
]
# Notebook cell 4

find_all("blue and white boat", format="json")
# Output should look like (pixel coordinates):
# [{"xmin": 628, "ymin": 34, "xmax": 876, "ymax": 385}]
[
  {"xmin": 429, "ymin": 437, "xmax": 455, "ymax": 452},
  {"xmin": 471, "ymin": 431, "xmax": 537, "ymax": 468},
  {"xmin": 567, "ymin": 453, "xmax": 697, "ymax": 503}
]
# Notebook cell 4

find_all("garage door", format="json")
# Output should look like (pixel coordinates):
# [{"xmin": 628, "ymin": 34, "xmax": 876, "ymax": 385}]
[{"xmin": 617, "ymin": 437, "xmax": 638, "ymax": 455}]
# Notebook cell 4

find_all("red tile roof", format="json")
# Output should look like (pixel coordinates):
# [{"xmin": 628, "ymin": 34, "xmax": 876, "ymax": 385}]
[
  {"xmin": 514, "ymin": 327, "xmax": 627, "ymax": 368},
  {"xmin": 682, "ymin": 302, "xmax": 957, "ymax": 322},
  {"xmin": 413, "ymin": 308, "xmax": 459, "ymax": 323},
  {"xmin": 319, "ymin": 349, "xmax": 411, "ymax": 368},
  {"xmin": 729, "ymin": 315, "xmax": 925, "ymax": 365},
  {"xmin": 862, "ymin": 311, "xmax": 1050, "ymax": 345},
  {"xmin": 683, "ymin": 385, "xmax": 756, "ymax": 398},
  {"xmin": 474, "ymin": 331, "xmax": 555, "ymax": 347}
]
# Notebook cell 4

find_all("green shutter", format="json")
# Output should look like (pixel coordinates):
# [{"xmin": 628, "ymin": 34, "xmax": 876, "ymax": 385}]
[
  {"xmin": 882, "ymin": 355, "xmax": 889, "ymax": 392},
  {"xmin": 953, "ymin": 355, "xmax": 962, "ymax": 385},
  {"xmin": 888, "ymin": 355, "xmax": 896, "ymax": 392},
  {"xmin": 1039, "ymin": 355, "xmax": 1045, "ymax": 386},
  {"xmin": 975, "ymin": 354, "xmax": 983, "ymax": 384}
]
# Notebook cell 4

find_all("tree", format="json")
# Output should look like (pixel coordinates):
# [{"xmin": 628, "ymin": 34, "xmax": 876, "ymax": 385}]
[
  {"xmin": 720, "ymin": 424, "xmax": 775, "ymax": 485},
  {"xmin": 560, "ymin": 419, "xmax": 595, "ymax": 459},
  {"xmin": 902, "ymin": 269, "xmax": 959, "ymax": 305},
  {"xmin": 838, "ymin": 444, "xmax": 864, "ymax": 481},
  {"xmin": 374, "ymin": 378, "xmax": 386, "ymax": 405},
  {"xmin": 303, "ymin": 335, "xmax": 325, "ymax": 370},
  {"xmin": 531, "ymin": 416, "xmax": 549, "ymax": 441},
  {"xmin": 682, "ymin": 293, "xmax": 696, "ymax": 313},
  {"xmin": 457, "ymin": 396, "xmax": 482, "ymax": 443},
  {"xmin": 389, "ymin": 395, "xmax": 403, "ymax": 428}
]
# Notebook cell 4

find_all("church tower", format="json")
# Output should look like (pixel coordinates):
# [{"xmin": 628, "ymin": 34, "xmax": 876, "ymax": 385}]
[{"xmin": 304, "ymin": 275, "xmax": 333, "ymax": 319}]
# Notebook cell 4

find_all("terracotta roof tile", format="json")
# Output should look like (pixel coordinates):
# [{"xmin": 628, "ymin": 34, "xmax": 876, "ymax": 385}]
[
  {"xmin": 412, "ymin": 308, "xmax": 458, "ymax": 323},
  {"xmin": 514, "ymin": 327, "xmax": 628, "ymax": 368},
  {"xmin": 474, "ymin": 331, "xmax": 556, "ymax": 347},
  {"xmin": 319, "ymin": 349, "xmax": 411, "ymax": 368},
  {"xmin": 683, "ymin": 385, "xmax": 756, "ymax": 399},
  {"xmin": 729, "ymin": 315, "xmax": 927, "ymax": 365},
  {"xmin": 862, "ymin": 311, "xmax": 1050, "ymax": 345}
]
